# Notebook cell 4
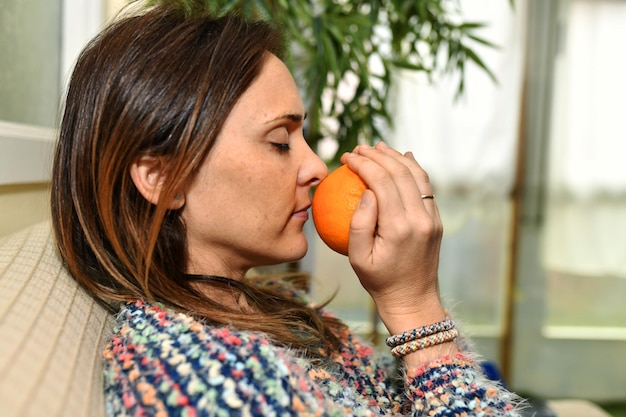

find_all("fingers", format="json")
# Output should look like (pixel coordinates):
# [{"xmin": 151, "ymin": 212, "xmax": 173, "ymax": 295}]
[
  {"xmin": 341, "ymin": 142, "xmax": 436, "ymax": 220},
  {"xmin": 341, "ymin": 142, "xmax": 443, "ymax": 245},
  {"xmin": 371, "ymin": 143, "xmax": 437, "ymax": 221},
  {"xmin": 342, "ymin": 149, "xmax": 408, "ymax": 222},
  {"xmin": 348, "ymin": 189, "xmax": 378, "ymax": 257},
  {"xmin": 367, "ymin": 143, "xmax": 433, "ymax": 199},
  {"xmin": 402, "ymin": 150, "xmax": 442, "ymax": 228}
]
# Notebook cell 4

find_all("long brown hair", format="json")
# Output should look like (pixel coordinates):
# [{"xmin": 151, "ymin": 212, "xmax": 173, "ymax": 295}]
[{"xmin": 51, "ymin": 3, "xmax": 343, "ymax": 358}]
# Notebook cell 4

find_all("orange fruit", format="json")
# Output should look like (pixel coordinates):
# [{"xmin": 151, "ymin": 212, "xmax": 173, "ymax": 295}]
[{"xmin": 312, "ymin": 164, "xmax": 367, "ymax": 256}]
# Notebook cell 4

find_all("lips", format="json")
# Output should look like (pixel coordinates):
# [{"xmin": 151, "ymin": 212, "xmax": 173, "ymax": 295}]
[
  {"xmin": 295, "ymin": 204, "xmax": 311, "ymax": 213},
  {"xmin": 292, "ymin": 204, "xmax": 311, "ymax": 219}
]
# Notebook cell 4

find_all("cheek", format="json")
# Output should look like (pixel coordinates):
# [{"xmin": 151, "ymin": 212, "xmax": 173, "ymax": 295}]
[
  {"xmin": 204, "ymin": 154, "xmax": 296, "ymax": 221},
  {"xmin": 220, "ymin": 164, "xmax": 281, "ymax": 213}
]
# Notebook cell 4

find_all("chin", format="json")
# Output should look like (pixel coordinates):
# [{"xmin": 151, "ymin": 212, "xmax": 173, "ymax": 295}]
[
  {"xmin": 258, "ymin": 234, "xmax": 308, "ymax": 266},
  {"xmin": 287, "ymin": 246, "xmax": 308, "ymax": 262},
  {"xmin": 282, "ymin": 239, "xmax": 308, "ymax": 262}
]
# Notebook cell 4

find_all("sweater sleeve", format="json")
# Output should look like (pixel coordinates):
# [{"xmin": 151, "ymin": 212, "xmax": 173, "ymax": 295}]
[
  {"xmin": 326, "ymin": 322, "xmax": 524, "ymax": 416},
  {"xmin": 404, "ymin": 353, "xmax": 524, "ymax": 416}
]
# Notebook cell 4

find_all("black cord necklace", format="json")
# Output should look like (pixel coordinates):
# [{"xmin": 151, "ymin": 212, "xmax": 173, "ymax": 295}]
[
  {"xmin": 184, "ymin": 274, "xmax": 239, "ymax": 286},
  {"xmin": 185, "ymin": 274, "xmax": 236, "ymax": 284},
  {"xmin": 184, "ymin": 274, "xmax": 251, "ymax": 312}
]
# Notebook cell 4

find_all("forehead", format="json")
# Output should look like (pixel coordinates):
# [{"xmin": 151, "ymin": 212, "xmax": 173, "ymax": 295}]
[{"xmin": 233, "ymin": 53, "xmax": 305, "ymax": 121}]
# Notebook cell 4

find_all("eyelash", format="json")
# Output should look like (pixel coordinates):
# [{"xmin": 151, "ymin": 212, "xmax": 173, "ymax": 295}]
[{"xmin": 271, "ymin": 143, "xmax": 291, "ymax": 153}]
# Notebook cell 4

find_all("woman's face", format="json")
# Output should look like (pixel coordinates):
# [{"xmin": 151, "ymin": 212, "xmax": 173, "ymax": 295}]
[{"xmin": 181, "ymin": 54, "xmax": 328, "ymax": 278}]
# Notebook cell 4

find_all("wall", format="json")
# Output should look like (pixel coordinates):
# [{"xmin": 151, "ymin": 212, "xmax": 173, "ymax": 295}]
[
  {"xmin": 0, "ymin": 0, "xmax": 61, "ymax": 239},
  {"xmin": 0, "ymin": 183, "xmax": 50, "ymax": 238}
]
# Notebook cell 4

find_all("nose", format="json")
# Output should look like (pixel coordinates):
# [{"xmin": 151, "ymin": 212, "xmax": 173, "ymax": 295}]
[{"xmin": 298, "ymin": 139, "xmax": 328, "ymax": 187}]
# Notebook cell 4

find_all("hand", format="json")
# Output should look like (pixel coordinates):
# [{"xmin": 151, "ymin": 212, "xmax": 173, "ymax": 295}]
[{"xmin": 340, "ymin": 142, "xmax": 446, "ymax": 336}]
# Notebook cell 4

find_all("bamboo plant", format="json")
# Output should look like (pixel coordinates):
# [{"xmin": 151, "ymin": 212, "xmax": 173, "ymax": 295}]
[{"xmin": 151, "ymin": 0, "xmax": 498, "ymax": 165}]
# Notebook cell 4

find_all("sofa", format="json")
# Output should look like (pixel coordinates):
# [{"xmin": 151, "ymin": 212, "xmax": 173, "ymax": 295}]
[{"xmin": 0, "ymin": 221, "xmax": 112, "ymax": 417}]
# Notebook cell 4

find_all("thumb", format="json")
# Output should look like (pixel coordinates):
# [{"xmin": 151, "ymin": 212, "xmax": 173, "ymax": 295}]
[{"xmin": 348, "ymin": 189, "xmax": 377, "ymax": 257}]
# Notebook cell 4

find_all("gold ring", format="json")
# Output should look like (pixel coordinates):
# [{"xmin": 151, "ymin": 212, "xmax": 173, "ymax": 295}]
[{"xmin": 421, "ymin": 194, "xmax": 435, "ymax": 199}]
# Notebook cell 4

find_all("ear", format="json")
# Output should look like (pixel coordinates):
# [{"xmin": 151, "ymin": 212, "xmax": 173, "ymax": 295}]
[{"xmin": 130, "ymin": 156, "xmax": 185, "ymax": 209}]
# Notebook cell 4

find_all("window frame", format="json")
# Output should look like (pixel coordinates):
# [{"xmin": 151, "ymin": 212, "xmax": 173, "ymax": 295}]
[{"xmin": 0, "ymin": 0, "xmax": 103, "ymax": 185}]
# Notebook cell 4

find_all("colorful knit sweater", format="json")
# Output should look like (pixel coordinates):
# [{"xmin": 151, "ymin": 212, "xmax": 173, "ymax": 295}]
[{"xmin": 103, "ymin": 300, "xmax": 522, "ymax": 416}]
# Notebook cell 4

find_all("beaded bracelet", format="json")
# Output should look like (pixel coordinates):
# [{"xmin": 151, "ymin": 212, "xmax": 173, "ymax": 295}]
[
  {"xmin": 385, "ymin": 319, "xmax": 456, "ymax": 347},
  {"xmin": 390, "ymin": 328, "xmax": 459, "ymax": 358}
]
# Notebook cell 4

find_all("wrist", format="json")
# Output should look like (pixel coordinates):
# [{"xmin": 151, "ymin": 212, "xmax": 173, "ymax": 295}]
[
  {"xmin": 377, "ymin": 292, "xmax": 460, "ymax": 368},
  {"xmin": 376, "ymin": 294, "xmax": 446, "ymax": 337},
  {"xmin": 381, "ymin": 306, "xmax": 460, "ymax": 368}
]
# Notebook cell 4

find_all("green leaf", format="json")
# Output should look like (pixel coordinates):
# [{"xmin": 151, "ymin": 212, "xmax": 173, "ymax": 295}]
[
  {"xmin": 164, "ymin": 0, "xmax": 501, "ymax": 164},
  {"xmin": 459, "ymin": 21, "xmax": 488, "ymax": 30},
  {"xmin": 388, "ymin": 60, "xmax": 426, "ymax": 72},
  {"xmin": 464, "ymin": 47, "xmax": 498, "ymax": 83},
  {"xmin": 468, "ymin": 34, "xmax": 500, "ymax": 49}
]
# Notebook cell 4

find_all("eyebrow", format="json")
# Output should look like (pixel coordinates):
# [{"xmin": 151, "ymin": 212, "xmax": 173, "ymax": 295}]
[{"xmin": 264, "ymin": 112, "xmax": 308, "ymax": 124}]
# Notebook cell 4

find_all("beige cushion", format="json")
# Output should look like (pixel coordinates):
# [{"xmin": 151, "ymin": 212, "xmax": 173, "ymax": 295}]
[
  {"xmin": 0, "ymin": 221, "xmax": 114, "ymax": 417},
  {"xmin": 548, "ymin": 400, "xmax": 612, "ymax": 417}
]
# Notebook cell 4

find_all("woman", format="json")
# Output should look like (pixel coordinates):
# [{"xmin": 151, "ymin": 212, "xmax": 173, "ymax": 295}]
[{"xmin": 51, "ymin": 2, "xmax": 522, "ymax": 416}]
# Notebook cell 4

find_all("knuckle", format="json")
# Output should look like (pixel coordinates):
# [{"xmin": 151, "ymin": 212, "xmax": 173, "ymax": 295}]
[
  {"xmin": 391, "ymin": 163, "xmax": 413, "ymax": 180},
  {"xmin": 416, "ymin": 218, "xmax": 440, "ymax": 240},
  {"xmin": 371, "ymin": 170, "xmax": 394, "ymax": 189},
  {"xmin": 394, "ymin": 223, "xmax": 412, "ymax": 241}
]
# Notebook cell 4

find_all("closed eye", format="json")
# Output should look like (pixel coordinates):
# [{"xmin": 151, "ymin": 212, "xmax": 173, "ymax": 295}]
[{"xmin": 271, "ymin": 143, "xmax": 291, "ymax": 153}]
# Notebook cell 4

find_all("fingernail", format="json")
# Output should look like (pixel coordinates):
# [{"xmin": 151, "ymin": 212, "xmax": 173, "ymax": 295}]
[
  {"xmin": 360, "ymin": 143, "xmax": 373, "ymax": 150},
  {"xmin": 405, "ymin": 151, "xmax": 415, "ymax": 160},
  {"xmin": 378, "ymin": 141, "xmax": 389, "ymax": 149}
]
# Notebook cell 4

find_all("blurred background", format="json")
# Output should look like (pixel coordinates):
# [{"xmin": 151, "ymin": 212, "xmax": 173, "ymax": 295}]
[{"xmin": 1, "ymin": 0, "xmax": 624, "ymax": 414}]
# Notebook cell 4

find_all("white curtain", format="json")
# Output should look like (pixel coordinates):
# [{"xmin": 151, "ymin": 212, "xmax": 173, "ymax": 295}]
[
  {"xmin": 390, "ymin": 0, "xmax": 525, "ymax": 198},
  {"xmin": 388, "ymin": 0, "xmax": 526, "ymax": 330},
  {"xmin": 543, "ymin": 0, "xmax": 626, "ymax": 278}
]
